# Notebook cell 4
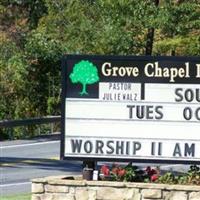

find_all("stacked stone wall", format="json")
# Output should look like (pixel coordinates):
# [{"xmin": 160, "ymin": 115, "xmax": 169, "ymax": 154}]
[{"xmin": 32, "ymin": 176, "xmax": 200, "ymax": 200}]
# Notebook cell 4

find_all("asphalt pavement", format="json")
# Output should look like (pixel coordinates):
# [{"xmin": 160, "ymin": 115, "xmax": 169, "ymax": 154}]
[{"xmin": 0, "ymin": 135, "xmax": 82, "ymax": 196}]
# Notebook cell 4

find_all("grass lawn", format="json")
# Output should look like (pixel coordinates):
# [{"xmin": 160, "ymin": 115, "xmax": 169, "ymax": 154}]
[{"xmin": 1, "ymin": 193, "xmax": 31, "ymax": 200}]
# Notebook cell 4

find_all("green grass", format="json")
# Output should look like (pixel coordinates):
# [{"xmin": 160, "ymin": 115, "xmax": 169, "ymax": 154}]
[{"xmin": 1, "ymin": 193, "xmax": 31, "ymax": 200}]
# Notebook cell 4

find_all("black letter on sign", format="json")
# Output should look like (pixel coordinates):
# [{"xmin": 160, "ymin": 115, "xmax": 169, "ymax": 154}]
[
  {"xmin": 151, "ymin": 142, "xmax": 162, "ymax": 155},
  {"xmin": 133, "ymin": 142, "xmax": 141, "ymax": 155},
  {"xmin": 106, "ymin": 141, "xmax": 114, "ymax": 154},
  {"xmin": 95, "ymin": 140, "xmax": 104, "ymax": 154},
  {"xmin": 185, "ymin": 89, "xmax": 194, "ymax": 102},
  {"xmin": 175, "ymin": 88, "xmax": 183, "ymax": 102},
  {"xmin": 184, "ymin": 143, "xmax": 195, "ymax": 157},
  {"xmin": 146, "ymin": 105, "xmax": 154, "ymax": 119},
  {"xmin": 116, "ymin": 141, "xmax": 124, "ymax": 155},
  {"xmin": 155, "ymin": 106, "xmax": 163, "ymax": 120},
  {"xmin": 84, "ymin": 140, "xmax": 93, "ymax": 153},
  {"xmin": 183, "ymin": 107, "xmax": 192, "ymax": 120},
  {"xmin": 71, "ymin": 139, "xmax": 82, "ymax": 153},
  {"xmin": 127, "ymin": 105, "xmax": 135, "ymax": 119},
  {"xmin": 195, "ymin": 107, "xmax": 200, "ymax": 121},
  {"xmin": 173, "ymin": 143, "xmax": 182, "ymax": 157},
  {"xmin": 126, "ymin": 141, "xmax": 130, "ymax": 155}
]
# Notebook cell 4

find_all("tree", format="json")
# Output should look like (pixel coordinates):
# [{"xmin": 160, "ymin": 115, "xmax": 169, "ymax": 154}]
[
  {"xmin": 69, "ymin": 60, "xmax": 99, "ymax": 95},
  {"xmin": 153, "ymin": 0, "xmax": 200, "ymax": 55},
  {"xmin": 1, "ymin": 0, "xmax": 199, "ymax": 139}
]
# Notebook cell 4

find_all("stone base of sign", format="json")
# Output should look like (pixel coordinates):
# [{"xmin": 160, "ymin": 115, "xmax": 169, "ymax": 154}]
[{"xmin": 32, "ymin": 175, "xmax": 200, "ymax": 200}]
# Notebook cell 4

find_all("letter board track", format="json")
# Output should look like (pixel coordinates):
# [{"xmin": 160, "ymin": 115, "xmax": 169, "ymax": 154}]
[{"xmin": 61, "ymin": 55, "xmax": 200, "ymax": 163}]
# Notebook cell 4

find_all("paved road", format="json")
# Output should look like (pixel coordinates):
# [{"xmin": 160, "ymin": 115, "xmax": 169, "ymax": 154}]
[{"xmin": 0, "ymin": 136, "xmax": 82, "ymax": 195}]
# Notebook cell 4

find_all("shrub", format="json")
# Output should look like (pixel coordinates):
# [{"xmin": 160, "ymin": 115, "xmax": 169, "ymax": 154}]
[{"xmin": 100, "ymin": 164, "xmax": 200, "ymax": 185}]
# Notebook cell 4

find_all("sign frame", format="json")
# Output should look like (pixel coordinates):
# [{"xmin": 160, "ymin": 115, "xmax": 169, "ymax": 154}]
[{"xmin": 61, "ymin": 54, "xmax": 200, "ymax": 164}]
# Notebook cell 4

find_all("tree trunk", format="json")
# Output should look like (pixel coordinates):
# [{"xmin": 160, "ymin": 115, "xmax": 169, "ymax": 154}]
[
  {"xmin": 145, "ymin": 28, "xmax": 155, "ymax": 55},
  {"xmin": 171, "ymin": 50, "xmax": 176, "ymax": 56},
  {"xmin": 145, "ymin": 0, "xmax": 159, "ymax": 55}
]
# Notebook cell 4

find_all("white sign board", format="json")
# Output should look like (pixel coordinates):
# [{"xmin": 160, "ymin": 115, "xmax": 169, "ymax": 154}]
[{"xmin": 61, "ymin": 55, "xmax": 200, "ymax": 163}]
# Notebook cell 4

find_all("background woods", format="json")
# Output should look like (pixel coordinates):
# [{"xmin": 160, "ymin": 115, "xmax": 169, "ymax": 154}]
[{"xmin": 0, "ymin": 0, "xmax": 199, "ymax": 139}]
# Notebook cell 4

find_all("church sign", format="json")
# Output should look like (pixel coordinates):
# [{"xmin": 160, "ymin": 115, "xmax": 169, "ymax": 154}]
[{"xmin": 61, "ymin": 55, "xmax": 200, "ymax": 163}]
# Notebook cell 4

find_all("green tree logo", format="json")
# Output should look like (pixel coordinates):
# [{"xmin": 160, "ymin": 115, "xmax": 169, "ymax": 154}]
[{"xmin": 69, "ymin": 60, "xmax": 99, "ymax": 95}]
